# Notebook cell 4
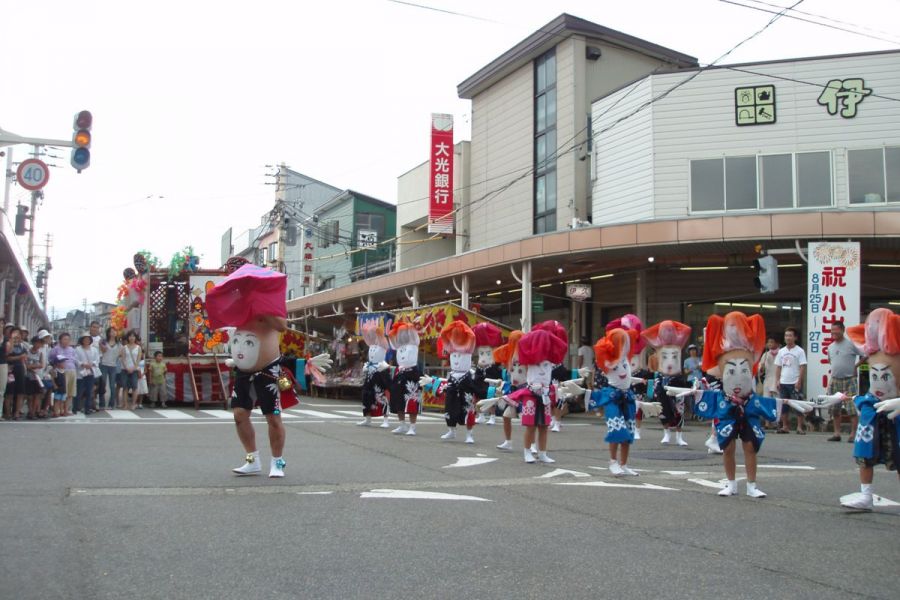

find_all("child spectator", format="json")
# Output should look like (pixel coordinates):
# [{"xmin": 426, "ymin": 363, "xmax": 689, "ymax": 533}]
[
  {"xmin": 50, "ymin": 356, "xmax": 67, "ymax": 417},
  {"xmin": 49, "ymin": 333, "xmax": 77, "ymax": 416},
  {"xmin": 136, "ymin": 358, "xmax": 148, "ymax": 409},
  {"xmin": 25, "ymin": 336, "xmax": 46, "ymax": 419},
  {"xmin": 148, "ymin": 351, "xmax": 168, "ymax": 408}
]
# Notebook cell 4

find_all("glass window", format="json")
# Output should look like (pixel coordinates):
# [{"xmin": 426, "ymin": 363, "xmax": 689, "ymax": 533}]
[
  {"xmin": 690, "ymin": 159, "xmax": 724, "ymax": 212},
  {"xmin": 725, "ymin": 156, "xmax": 757, "ymax": 210},
  {"xmin": 759, "ymin": 154, "xmax": 793, "ymax": 209},
  {"xmin": 536, "ymin": 135, "xmax": 546, "ymax": 167},
  {"xmin": 545, "ymin": 170, "xmax": 557, "ymax": 211},
  {"xmin": 536, "ymin": 95, "xmax": 546, "ymax": 131},
  {"xmin": 545, "ymin": 52, "xmax": 556, "ymax": 87},
  {"xmin": 849, "ymin": 148, "xmax": 885, "ymax": 204},
  {"xmin": 886, "ymin": 147, "xmax": 900, "ymax": 203},
  {"xmin": 536, "ymin": 176, "xmax": 546, "ymax": 213},
  {"xmin": 545, "ymin": 128, "xmax": 556, "ymax": 163},
  {"xmin": 536, "ymin": 60, "xmax": 546, "ymax": 92},
  {"xmin": 797, "ymin": 151, "xmax": 832, "ymax": 207},
  {"xmin": 546, "ymin": 91, "xmax": 556, "ymax": 130}
]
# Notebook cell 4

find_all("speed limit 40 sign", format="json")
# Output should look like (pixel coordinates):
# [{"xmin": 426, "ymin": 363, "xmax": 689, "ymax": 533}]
[{"xmin": 16, "ymin": 158, "xmax": 50, "ymax": 191}]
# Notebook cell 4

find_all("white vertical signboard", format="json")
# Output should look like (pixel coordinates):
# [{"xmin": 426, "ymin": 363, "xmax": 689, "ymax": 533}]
[{"xmin": 806, "ymin": 242, "xmax": 861, "ymax": 399}]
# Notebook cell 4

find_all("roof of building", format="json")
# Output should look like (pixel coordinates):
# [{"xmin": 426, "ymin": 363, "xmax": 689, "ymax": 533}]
[
  {"xmin": 315, "ymin": 189, "xmax": 396, "ymax": 215},
  {"xmin": 457, "ymin": 13, "xmax": 697, "ymax": 99}
]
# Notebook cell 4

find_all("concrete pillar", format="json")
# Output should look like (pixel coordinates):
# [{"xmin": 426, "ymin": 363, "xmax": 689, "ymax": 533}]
[
  {"xmin": 460, "ymin": 275, "xmax": 469, "ymax": 311},
  {"xmin": 521, "ymin": 261, "xmax": 532, "ymax": 332},
  {"xmin": 635, "ymin": 270, "xmax": 647, "ymax": 325},
  {"xmin": 8, "ymin": 286, "xmax": 16, "ymax": 326}
]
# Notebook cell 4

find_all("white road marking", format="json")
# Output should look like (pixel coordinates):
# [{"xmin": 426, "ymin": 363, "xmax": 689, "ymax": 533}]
[
  {"xmin": 443, "ymin": 457, "xmax": 499, "ymax": 468},
  {"xmin": 687, "ymin": 477, "xmax": 745, "ymax": 489},
  {"xmin": 874, "ymin": 495, "xmax": 900, "ymax": 507},
  {"xmin": 289, "ymin": 409, "xmax": 352, "ymax": 419},
  {"xmin": 200, "ymin": 410, "xmax": 235, "ymax": 419},
  {"xmin": 555, "ymin": 481, "xmax": 678, "ymax": 491},
  {"xmin": 107, "ymin": 410, "xmax": 142, "ymax": 420},
  {"xmin": 360, "ymin": 489, "xmax": 490, "ymax": 501},
  {"xmin": 536, "ymin": 469, "xmax": 591, "ymax": 479},
  {"xmin": 296, "ymin": 491, "xmax": 334, "ymax": 496},
  {"xmin": 740, "ymin": 464, "xmax": 816, "ymax": 470},
  {"xmin": 660, "ymin": 470, "xmax": 691, "ymax": 475},
  {"xmin": 155, "ymin": 409, "xmax": 195, "ymax": 419}
]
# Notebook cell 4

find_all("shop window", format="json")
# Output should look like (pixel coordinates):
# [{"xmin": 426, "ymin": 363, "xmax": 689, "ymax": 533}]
[
  {"xmin": 797, "ymin": 151, "xmax": 832, "ymax": 207},
  {"xmin": 690, "ymin": 159, "xmax": 724, "ymax": 211},
  {"xmin": 534, "ymin": 48, "xmax": 557, "ymax": 234},
  {"xmin": 320, "ymin": 220, "xmax": 340, "ymax": 248},
  {"xmin": 725, "ymin": 156, "xmax": 757, "ymax": 210},
  {"xmin": 759, "ymin": 154, "xmax": 793, "ymax": 209},
  {"xmin": 849, "ymin": 147, "xmax": 900, "ymax": 204}
]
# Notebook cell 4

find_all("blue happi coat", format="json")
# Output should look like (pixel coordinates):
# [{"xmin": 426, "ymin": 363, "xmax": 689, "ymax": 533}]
[
  {"xmin": 694, "ymin": 391, "xmax": 779, "ymax": 451},
  {"xmin": 590, "ymin": 386, "xmax": 637, "ymax": 444},
  {"xmin": 852, "ymin": 393, "xmax": 900, "ymax": 462}
]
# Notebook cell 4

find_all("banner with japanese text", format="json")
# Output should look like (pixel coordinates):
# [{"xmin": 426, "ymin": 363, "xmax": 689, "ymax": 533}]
[
  {"xmin": 428, "ymin": 113, "xmax": 454, "ymax": 234},
  {"xmin": 806, "ymin": 242, "xmax": 861, "ymax": 398}
]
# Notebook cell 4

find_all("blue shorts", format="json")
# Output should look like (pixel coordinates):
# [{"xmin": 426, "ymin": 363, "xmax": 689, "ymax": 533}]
[{"xmin": 122, "ymin": 371, "xmax": 139, "ymax": 391}]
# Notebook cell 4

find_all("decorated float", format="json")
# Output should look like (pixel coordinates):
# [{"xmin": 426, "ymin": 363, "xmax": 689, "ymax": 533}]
[{"xmin": 111, "ymin": 250, "xmax": 321, "ymax": 408}]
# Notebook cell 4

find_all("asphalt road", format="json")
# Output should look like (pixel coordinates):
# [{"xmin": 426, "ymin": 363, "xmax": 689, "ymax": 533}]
[{"xmin": 1, "ymin": 400, "xmax": 898, "ymax": 600}]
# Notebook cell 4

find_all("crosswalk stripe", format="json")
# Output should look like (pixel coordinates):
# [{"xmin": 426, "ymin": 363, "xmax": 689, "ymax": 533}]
[
  {"xmin": 336, "ymin": 410, "xmax": 364, "ymax": 417},
  {"xmin": 200, "ymin": 410, "xmax": 234, "ymax": 419},
  {"xmin": 290, "ymin": 409, "xmax": 352, "ymax": 419},
  {"xmin": 155, "ymin": 409, "xmax": 196, "ymax": 419},
  {"xmin": 107, "ymin": 410, "xmax": 142, "ymax": 420}
]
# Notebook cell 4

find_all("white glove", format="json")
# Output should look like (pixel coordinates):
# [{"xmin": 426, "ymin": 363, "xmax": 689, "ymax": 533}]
[
  {"xmin": 484, "ymin": 378, "xmax": 503, "ymax": 388},
  {"xmin": 816, "ymin": 393, "xmax": 847, "ymax": 409},
  {"xmin": 225, "ymin": 358, "xmax": 235, "ymax": 368},
  {"xmin": 665, "ymin": 386, "xmax": 692, "ymax": 397},
  {"xmin": 786, "ymin": 399, "xmax": 816, "ymax": 414},
  {"xmin": 874, "ymin": 397, "xmax": 900, "ymax": 420},
  {"xmin": 377, "ymin": 361, "xmax": 390, "ymax": 372},
  {"xmin": 636, "ymin": 400, "xmax": 663, "ymax": 417},
  {"xmin": 418, "ymin": 375, "xmax": 434, "ymax": 388},
  {"xmin": 308, "ymin": 353, "xmax": 333, "ymax": 371},
  {"xmin": 476, "ymin": 398, "xmax": 499, "ymax": 412},
  {"xmin": 577, "ymin": 367, "xmax": 593, "ymax": 379},
  {"xmin": 561, "ymin": 379, "xmax": 586, "ymax": 398},
  {"xmin": 630, "ymin": 377, "xmax": 646, "ymax": 385}
]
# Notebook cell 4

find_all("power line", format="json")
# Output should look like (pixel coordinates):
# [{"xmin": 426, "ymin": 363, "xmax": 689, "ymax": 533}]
[
  {"xmin": 719, "ymin": 64, "xmax": 900, "ymax": 103},
  {"xmin": 385, "ymin": 0, "xmax": 500, "ymax": 23},
  {"xmin": 744, "ymin": 0, "xmax": 900, "ymax": 41}
]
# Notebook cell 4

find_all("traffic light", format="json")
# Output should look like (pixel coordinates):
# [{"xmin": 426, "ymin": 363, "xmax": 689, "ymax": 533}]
[
  {"xmin": 753, "ymin": 255, "xmax": 779, "ymax": 293},
  {"xmin": 14, "ymin": 205, "xmax": 28, "ymax": 236},
  {"xmin": 71, "ymin": 110, "xmax": 92, "ymax": 172}
]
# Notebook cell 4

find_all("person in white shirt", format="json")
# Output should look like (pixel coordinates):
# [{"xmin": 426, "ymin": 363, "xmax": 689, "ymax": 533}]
[
  {"xmin": 775, "ymin": 327, "xmax": 808, "ymax": 434},
  {"xmin": 74, "ymin": 334, "xmax": 100, "ymax": 414}
]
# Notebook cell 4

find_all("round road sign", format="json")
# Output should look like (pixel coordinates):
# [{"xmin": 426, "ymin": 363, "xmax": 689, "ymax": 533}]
[{"xmin": 16, "ymin": 158, "xmax": 50, "ymax": 191}]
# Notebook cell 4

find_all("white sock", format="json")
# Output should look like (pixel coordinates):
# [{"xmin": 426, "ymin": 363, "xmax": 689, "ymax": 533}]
[
  {"xmin": 861, "ymin": 483, "xmax": 873, "ymax": 495},
  {"xmin": 272, "ymin": 455, "xmax": 282, "ymax": 462}
]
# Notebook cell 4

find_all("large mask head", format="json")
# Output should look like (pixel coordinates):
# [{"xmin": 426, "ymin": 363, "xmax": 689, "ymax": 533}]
[
  {"xmin": 439, "ymin": 320, "xmax": 476, "ymax": 374},
  {"xmin": 641, "ymin": 320, "xmax": 692, "ymax": 377},
  {"xmin": 526, "ymin": 360, "xmax": 554, "ymax": 387},
  {"xmin": 472, "ymin": 323, "xmax": 503, "ymax": 369},
  {"xmin": 361, "ymin": 320, "xmax": 389, "ymax": 365},
  {"xmin": 449, "ymin": 351, "xmax": 473, "ymax": 372},
  {"xmin": 230, "ymin": 315, "xmax": 286, "ymax": 372},
  {"xmin": 702, "ymin": 311, "xmax": 766, "ymax": 399},
  {"xmin": 516, "ymin": 329, "xmax": 567, "ymax": 389},
  {"xmin": 847, "ymin": 308, "xmax": 900, "ymax": 401},
  {"xmin": 594, "ymin": 328, "xmax": 637, "ymax": 391},
  {"xmin": 494, "ymin": 331, "xmax": 526, "ymax": 387},
  {"xmin": 389, "ymin": 322, "xmax": 420, "ymax": 369}
]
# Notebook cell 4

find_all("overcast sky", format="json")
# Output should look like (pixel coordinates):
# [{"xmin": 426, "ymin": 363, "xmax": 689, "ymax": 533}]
[{"xmin": 2, "ymin": 0, "xmax": 897, "ymax": 319}]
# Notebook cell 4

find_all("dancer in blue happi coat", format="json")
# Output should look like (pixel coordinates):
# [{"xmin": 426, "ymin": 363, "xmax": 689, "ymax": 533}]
[
  {"xmin": 818, "ymin": 308, "xmax": 900, "ymax": 511},
  {"xmin": 667, "ymin": 312, "xmax": 813, "ymax": 498}
]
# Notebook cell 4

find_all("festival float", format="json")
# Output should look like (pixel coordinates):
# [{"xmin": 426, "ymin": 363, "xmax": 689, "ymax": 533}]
[{"xmin": 111, "ymin": 250, "xmax": 322, "ymax": 408}]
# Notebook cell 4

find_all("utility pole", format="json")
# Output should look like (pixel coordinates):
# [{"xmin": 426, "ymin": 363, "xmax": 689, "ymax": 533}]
[
  {"xmin": 42, "ymin": 233, "xmax": 52, "ymax": 310},
  {"xmin": 2, "ymin": 147, "xmax": 12, "ymax": 234}
]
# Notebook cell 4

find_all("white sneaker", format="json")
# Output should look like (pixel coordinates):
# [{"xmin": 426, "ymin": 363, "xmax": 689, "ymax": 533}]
[
  {"xmin": 380, "ymin": 418, "xmax": 391, "ymax": 428},
  {"xmin": 537, "ymin": 452, "xmax": 555, "ymax": 464},
  {"xmin": 269, "ymin": 457, "xmax": 286, "ymax": 478},
  {"xmin": 746, "ymin": 482, "xmax": 766, "ymax": 498},
  {"xmin": 475, "ymin": 414, "xmax": 485, "ymax": 424},
  {"xmin": 392, "ymin": 424, "xmax": 409, "ymax": 435},
  {"xmin": 661, "ymin": 430, "xmax": 671, "ymax": 444},
  {"xmin": 718, "ymin": 481, "xmax": 738, "ymax": 497},
  {"xmin": 840, "ymin": 492, "xmax": 874, "ymax": 511},
  {"xmin": 441, "ymin": 429, "xmax": 456, "ymax": 441},
  {"xmin": 550, "ymin": 421, "xmax": 561, "ymax": 433},
  {"xmin": 633, "ymin": 428, "xmax": 642, "ymax": 440},
  {"xmin": 356, "ymin": 417, "xmax": 371, "ymax": 427},
  {"xmin": 609, "ymin": 460, "xmax": 625, "ymax": 477},
  {"xmin": 405, "ymin": 425, "xmax": 417, "ymax": 436},
  {"xmin": 529, "ymin": 443, "xmax": 539, "ymax": 455},
  {"xmin": 705, "ymin": 435, "xmax": 722, "ymax": 454},
  {"xmin": 465, "ymin": 432, "xmax": 475, "ymax": 444},
  {"xmin": 523, "ymin": 449, "xmax": 536, "ymax": 463},
  {"xmin": 621, "ymin": 465, "xmax": 639, "ymax": 476},
  {"xmin": 676, "ymin": 432, "xmax": 689, "ymax": 447},
  {"xmin": 496, "ymin": 440, "xmax": 512, "ymax": 451},
  {"xmin": 487, "ymin": 414, "xmax": 496, "ymax": 426},
  {"xmin": 232, "ymin": 452, "xmax": 261, "ymax": 476}
]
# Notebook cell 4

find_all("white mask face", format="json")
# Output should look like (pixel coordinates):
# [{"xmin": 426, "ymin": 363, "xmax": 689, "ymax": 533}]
[
  {"xmin": 868, "ymin": 361, "xmax": 897, "ymax": 400},
  {"xmin": 721, "ymin": 354, "xmax": 753, "ymax": 398},
  {"xmin": 231, "ymin": 330, "xmax": 261, "ymax": 371},
  {"xmin": 629, "ymin": 353, "xmax": 642, "ymax": 372},
  {"xmin": 368, "ymin": 346, "xmax": 386, "ymax": 364},
  {"xmin": 395, "ymin": 344, "xmax": 418, "ymax": 368},
  {"xmin": 606, "ymin": 357, "xmax": 633, "ymax": 391},
  {"xmin": 509, "ymin": 357, "xmax": 527, "ymax": 387},
  {"xmin": 658, "ymin": 346, "xmax": 682, "ymax": 376},
  {"xmin": 476, "ymin": 346, "xmax": 493, "ymax": 368},
  {"xmin": 449, "ymin": 352, "xmax": 472, "ymax": 373},
  {"xmin": 526, "ymin": 360, "xmax": 553, "ymax": 387}
]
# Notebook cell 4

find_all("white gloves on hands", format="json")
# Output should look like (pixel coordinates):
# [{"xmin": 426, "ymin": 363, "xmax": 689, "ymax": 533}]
[{"xmin": 874, "ymin": 397, "xmax": 900, "ymax": 420}]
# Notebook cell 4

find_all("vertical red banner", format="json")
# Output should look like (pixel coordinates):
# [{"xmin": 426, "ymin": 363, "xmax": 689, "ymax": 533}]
[{"xmin": 428, "ymin": 113, "xmax": 454, "ymax": 234}]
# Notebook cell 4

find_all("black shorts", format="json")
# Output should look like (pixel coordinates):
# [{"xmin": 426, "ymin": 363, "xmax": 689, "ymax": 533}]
[
  {"xmin": 25, "ymin": 379, "xmax": 43, "ymax": 395},
  {"xmin": 719, "ymin": 418, "xmax": 759, "ymax": 452},
  {"xmin": 231, "ymin": 368, "xmax": 282, "ymax": 416}
]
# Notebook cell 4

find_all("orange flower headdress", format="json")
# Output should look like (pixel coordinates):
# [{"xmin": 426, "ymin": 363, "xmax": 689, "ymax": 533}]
[
  {"xmin": 388, "ymin": 321, "xmax": 420, "ymax": 349},
  {"xmin": 847, "ymin": 307, "xmax": 900, "ymax": 357},
  {"xmin": 594, "ymin": 328, "xmax": 638, "ymax": 370},
  {"xmin": 438, "ymin": 320, "xmax": 476, "ymax": 356},
  {"xmin": 701, "ymin": 311, "xmax": 766, "ymax": 376},
  {"xmin": 493, "ymin": 330, "xmax": 524, "ymax": 369},
  {"xmin": 360, "ymin": 320, "xmax": 389, "ymax": 350},
  {"xmin": 641, "ymin": 320, "xmax": 692, "ymax": 350}
]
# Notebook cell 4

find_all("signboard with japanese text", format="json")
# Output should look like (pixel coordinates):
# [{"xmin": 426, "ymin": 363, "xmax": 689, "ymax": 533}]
[
  {"xmin": 806, "ymin": 242, "xmax": 861, "ymax": 399},
  {"xmin": 565, "ymin": 283, "xmax": 592, "ymax": 301},
  {"xmin": 817, "ymin": 78, "xmax": 871, "ymax": 118},
  {"xmin": 428, "ymin": 113, "xmax": 454, "ymax": 234},
  {"xmin": 302, "ymin": 225, "xmax": 315, "ymax": 292},
  {"xmin": 358, "ymin": 229, "xmax": 377, "ymax": 249}
]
